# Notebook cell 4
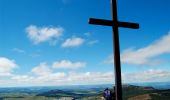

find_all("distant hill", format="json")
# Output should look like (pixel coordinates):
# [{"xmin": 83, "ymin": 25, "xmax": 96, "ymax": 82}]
[
  {"xmin": 0, "ymin": 84, "xmax": 170, "ymax": 100},
  {"xmin": 131, "ymin": 81, "xmax": 170, "ymax": 90},
  {"xmin": 37, "ymin": 85, "xmax": 170, "ymax": 100},
  {"xmin": 122, "ymin": 85, "xmax": 170, "ymax": 100},
  {"xmin": 127, "ymin": 89, "xmax": 170, "ymax": 100},
  {"xmin": 37, "ymin": 88, "xmax": 102, "ymax": 99}
]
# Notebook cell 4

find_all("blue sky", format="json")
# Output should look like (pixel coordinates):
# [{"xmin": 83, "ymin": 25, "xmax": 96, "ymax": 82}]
[{"xmin": 0, "ymin": 0, "xmax": 170, "ymax": 87}]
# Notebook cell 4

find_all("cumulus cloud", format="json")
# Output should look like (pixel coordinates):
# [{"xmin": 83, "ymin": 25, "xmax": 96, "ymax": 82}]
[
  {"xmin": 0, "ymin": 57, "xmax": 17, "ymax": 76},
  {"xmin": 2, "ymin": 68, "xmax": 170, "ymax": 86},
  {"xmin": 7, "ymin": 61, "xmax": 113, "ymax": 86},
  {"xmin": 61, "ymin": 37, "xmax": 85, "ymax": 48},
  {"xmin": 52, "ymin": 60, "xmax": 86, "ymax": 69},
  {"xmin": 11, "ymin": 72, "xmax": 66, "ymax": 84},
  {"xmin": 10, "ymin": 71, "xmax": 113, "ymax": 86},
  {"xmin": 104, "ymin": 32, "xmax": 170, "ymax": 65},
  {"xmin": 31, "ymin": 63, "xmax": 52, "ymax": 76},
  {"xmin": 122, "ymin": 69, "xmax": 170, "ymax": 83},
  {"xmin": 12, "ymin": 75, "xmax": 34, "ymax": 82},
  {"xmin": 122, "ymin": 32, "xmax": 170, "ymax": 65},
  {"xmin": 26, "ymin": 25, "xmax": 64, "ymax": 44},
  {"xmin": 12, "ymin": 63, "xmax": 66, "ymax": 84},
  {"xmin": 66, "ymin": 72, "xmax": 114, "ymax": 84},
  {"xmin": 10, "ymin": 68, "xmax": 170, "ymax": 86},
  {"xmin": 35, "ymin": 72, "xmax": 66, "ymax": 83}
]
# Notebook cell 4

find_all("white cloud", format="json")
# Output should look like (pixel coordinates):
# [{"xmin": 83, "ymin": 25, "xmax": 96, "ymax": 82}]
[
  {"xmin": 0, "ymin": 57, "xmax": 17, "ymax": 76},
  {"xmin": 61, "ymin": 37, "xmax": 85, "ymax": 48},
  {"xmin": 66, "ymin": 72, "xmax": 114, "ymax": 84},
  {"xmin": 52, "ymin": 60, "xmax": 86, "ymax": 69},
  {"xmin": 12, "ymin": 75, "xmax": 34, "ymax": 82},
  {"xmin": 122, "ymin": 69, "xmax": 170, "ymax": 83},
  {"xmin": 104, "ymin": 32, "xmax": 170, "ymax": 65},
  {"xmin": 32, "ymin": 63, "xmax": 52, "ymax": 76},
  {"xmin": 2, "ymin": 68, "xmax": 170, "ymax": 86},
  {"xmin": 88, "ymin": 40, "xmax": 99, "ymax": 45},
  {"xmin": 35, "ymin": 72, "xmax": 66, "ymax": 83},
  {"xmin": 10, "ymin": 71, "xmax": 113, "ymax": 86},
  {"xmin": 12, "ymin": 63, "xmax": 66, "ymax": 85},
  {"xmin": 12, "ymin": 48, "xmax": 25, "ymax": 53},
  {"xmin": 12, "ymin": 73, "xmax": 66, "ymax": 84},
  {"xmin": 26, "ymin": 25, "xmax": 64, "ymax": 44},
  {"xmin": 121, "ymin": 32, "xmax": 170, "ymax": 65}
]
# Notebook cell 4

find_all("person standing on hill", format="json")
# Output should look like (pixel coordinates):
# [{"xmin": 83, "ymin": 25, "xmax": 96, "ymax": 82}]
[{"xmin": 103, "ymin": 88, "xmax": 112, "ymax": 100}]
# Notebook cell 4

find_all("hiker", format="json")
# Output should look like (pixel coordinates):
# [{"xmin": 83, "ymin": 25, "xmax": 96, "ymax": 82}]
[{"xmin": 103, "ymin": 88, "xmax": 112, "ymax": 100}]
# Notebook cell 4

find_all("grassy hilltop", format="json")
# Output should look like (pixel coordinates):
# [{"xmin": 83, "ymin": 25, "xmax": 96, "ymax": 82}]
[{"xmin": 122, "ymin": 85, "xmax": 170, "ymax": 100}]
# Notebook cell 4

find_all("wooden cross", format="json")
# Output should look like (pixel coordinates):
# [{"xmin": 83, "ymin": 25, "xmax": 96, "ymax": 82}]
[{"xmin": 88, "ymin": 0, "xmax": 139, "ymax": 100}]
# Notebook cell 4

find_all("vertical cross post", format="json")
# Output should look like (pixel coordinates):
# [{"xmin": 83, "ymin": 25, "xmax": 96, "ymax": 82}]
[
  {"xmin": 88, "ymin": 0, "xmax": 139, "ymax": 100},
  {"xmin": 111, "ymin": 0, "xmax": 122, "ymax": 99}
]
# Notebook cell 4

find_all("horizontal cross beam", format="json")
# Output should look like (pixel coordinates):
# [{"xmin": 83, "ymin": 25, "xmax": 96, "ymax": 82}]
[{"xmin": 89, "ymin": 18, "xmax": 139, "ymax": 29}]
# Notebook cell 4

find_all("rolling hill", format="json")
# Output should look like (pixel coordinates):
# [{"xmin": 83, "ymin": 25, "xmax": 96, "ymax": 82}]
[{"xmin": 0, "ymin": 84, "xmax": 170, "ymax": 100}]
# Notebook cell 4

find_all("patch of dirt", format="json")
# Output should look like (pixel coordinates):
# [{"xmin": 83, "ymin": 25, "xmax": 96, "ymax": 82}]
[{"xmin": 128, "ymin": 94, "xmax": 151, "ymax": 100}]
